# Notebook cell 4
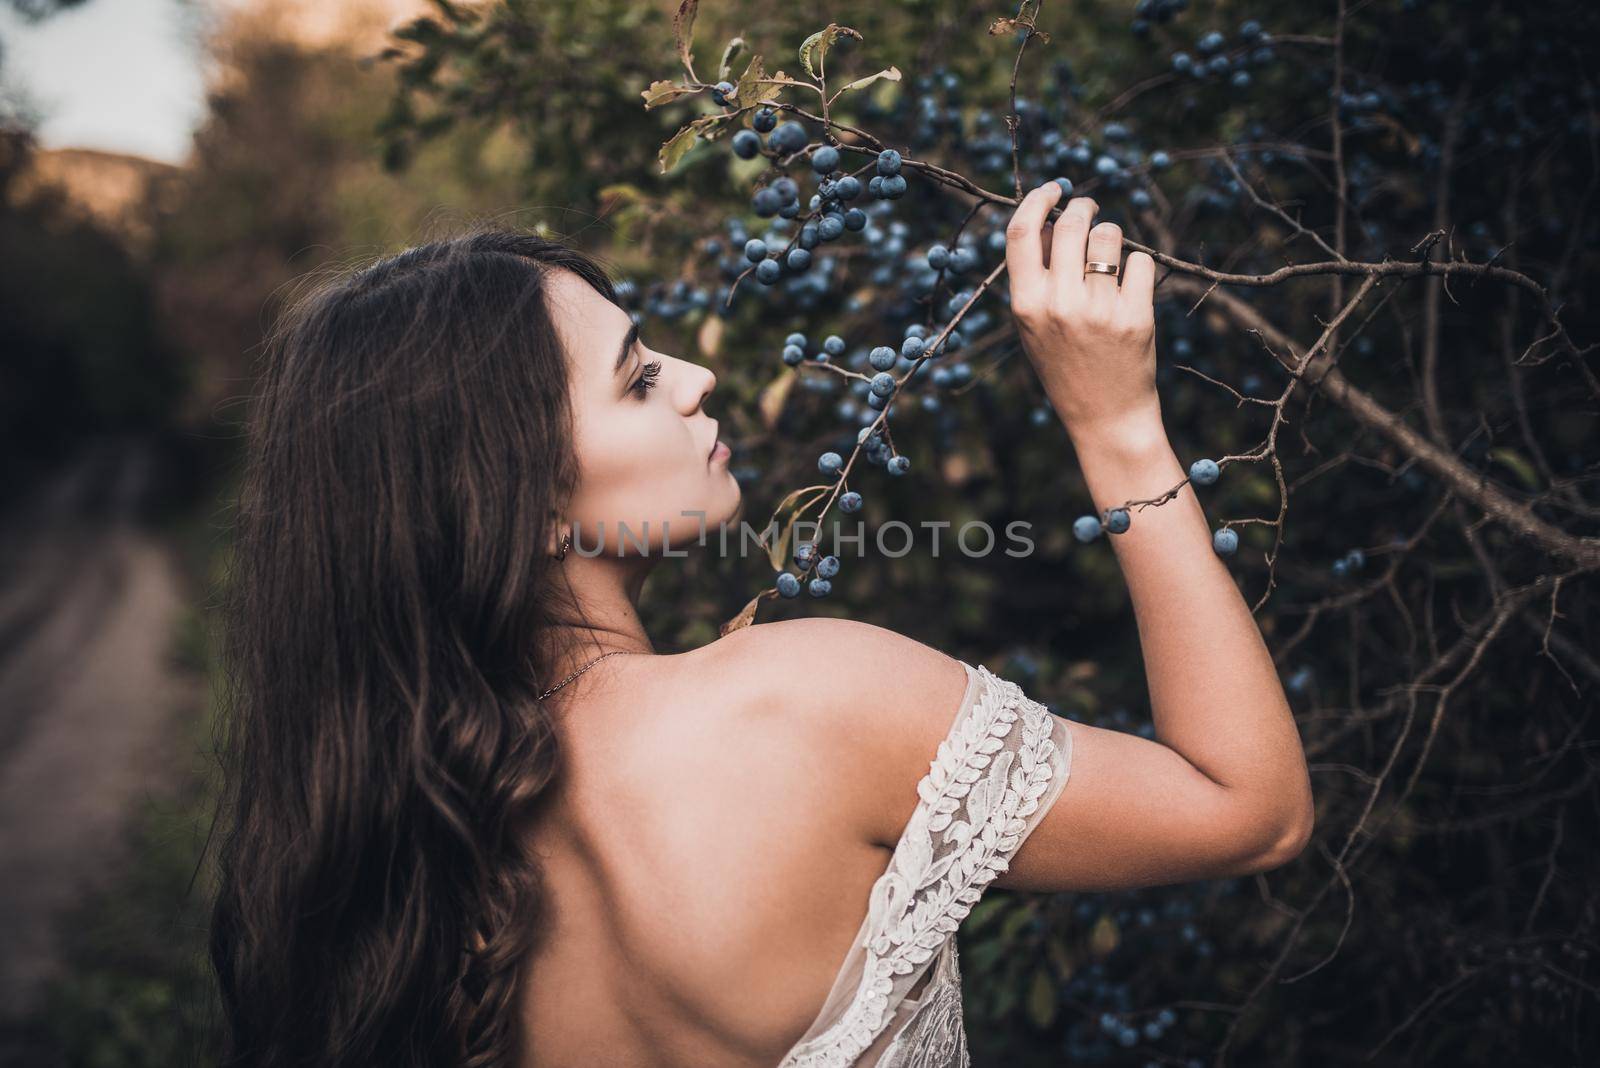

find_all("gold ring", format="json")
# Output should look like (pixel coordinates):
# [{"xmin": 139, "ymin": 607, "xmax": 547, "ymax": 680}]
[{"xmin": 1084, "ymin": 261, "xmax": 1119, "ymax": 276}]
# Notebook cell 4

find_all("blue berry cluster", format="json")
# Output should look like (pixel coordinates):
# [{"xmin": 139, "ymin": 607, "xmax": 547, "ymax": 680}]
[
  {"xmin": 776, "ymin": 538, "xmax": 845, "ymax": 599},
  {"xmin": 1070, "ymin": 457, "xmax": 1237, "ymax": 557},
  {"xmin": 1167, "ymin": 18, "xmax": 1275, "ymax": 91},
  {"xmin": 770, "ymin": 422, "xmax": 915, "ymax": 600},
  {"xmin": 1128, "ymin": 0, "xmax": 1190, "ymax": 37},
  {"xmin": 632, "ymin": 12, "xmax": 1579, "ymax": 613},
  {"xmin": 1329, "ymin": 547, "xmax": 1366, "ymax": 578}
]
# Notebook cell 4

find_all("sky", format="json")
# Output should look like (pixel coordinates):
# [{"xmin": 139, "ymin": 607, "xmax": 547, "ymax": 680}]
[
  {"xmin": 0, "ymin": 0, "xmax": 425, "ymax": 164},
  {"xmin": 0, "ymin": 0, "xmax": 212, "ymax": 164}
]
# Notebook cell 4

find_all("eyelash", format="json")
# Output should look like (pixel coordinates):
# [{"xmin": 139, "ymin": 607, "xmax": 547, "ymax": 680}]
[{"xmin": 631, "ymin": 359, "xmax": 663, "ymax": 398}]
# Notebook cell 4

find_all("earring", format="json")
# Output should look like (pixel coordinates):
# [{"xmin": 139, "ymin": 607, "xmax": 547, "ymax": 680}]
[{"xmin": 557, "ymin": 531, "xmax": 572, "ymax": 561}]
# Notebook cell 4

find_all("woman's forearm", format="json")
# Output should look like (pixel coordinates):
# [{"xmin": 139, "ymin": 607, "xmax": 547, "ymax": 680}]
[{"xmin": 1068, "ymin": 414, "xmax": 1315, "ymax": 848}]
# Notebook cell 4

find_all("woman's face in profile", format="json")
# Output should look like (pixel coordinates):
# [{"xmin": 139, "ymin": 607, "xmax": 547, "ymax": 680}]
[{"xmin": 547, "ymin": 268, "xmax": 742, "ymax": 556}]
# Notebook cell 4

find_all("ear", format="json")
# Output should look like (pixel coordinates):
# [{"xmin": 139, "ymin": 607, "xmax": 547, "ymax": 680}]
[{"xmin": 553, "ymin": 511, "xmax": 579, "ymax": 556}]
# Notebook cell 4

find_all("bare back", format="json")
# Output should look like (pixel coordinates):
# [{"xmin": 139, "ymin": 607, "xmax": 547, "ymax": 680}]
[
  {"xmin": 515, "ymin": 609, "xmax": 1310, "ymax": 1066},
  {"xmin": 516, "ymin": 636, "xmax": 898, "ymax": 1067}
]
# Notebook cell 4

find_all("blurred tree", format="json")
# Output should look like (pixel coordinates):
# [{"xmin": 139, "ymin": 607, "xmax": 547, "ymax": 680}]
[
  {"xmin": 143, "ymin": 0, "xmax": 532, "ymax": 432},
  {"xmin": 0, "ymin": 123, "xmax": 190, "ymax": 509},
  {"xmin": 376, "ymin": 0, "xmax": 673, "ymax": 205}
]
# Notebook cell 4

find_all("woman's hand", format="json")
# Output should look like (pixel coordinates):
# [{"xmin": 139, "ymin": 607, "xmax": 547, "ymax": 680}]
[{"xmin": 1005, "ymin": 182, "xmax": 1162, "ymax": 446}]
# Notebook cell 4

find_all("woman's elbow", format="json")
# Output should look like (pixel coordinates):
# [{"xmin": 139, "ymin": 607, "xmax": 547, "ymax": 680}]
[
  {"xmin": 1227, "ymin": 779, "xmax": 1315, "ymax": 873},
  {"xmin": 1259, "ymin": 799, "xmax": 1316, "ymax": 868}
]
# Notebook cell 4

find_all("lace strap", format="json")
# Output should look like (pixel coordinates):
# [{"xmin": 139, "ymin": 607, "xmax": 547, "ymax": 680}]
[
  {"xmin": 863, "ymin": 662, "xmax": 1070, "ymax": 959},
  {"xmin": 779, "ymin": 661, "xmax": 1074, "ymax": 1066}
]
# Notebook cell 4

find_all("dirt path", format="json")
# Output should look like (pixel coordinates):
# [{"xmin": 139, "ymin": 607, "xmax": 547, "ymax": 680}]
[{"xmin": 0, "ymin": 440, "xmax": 200, "ymax": 1020}]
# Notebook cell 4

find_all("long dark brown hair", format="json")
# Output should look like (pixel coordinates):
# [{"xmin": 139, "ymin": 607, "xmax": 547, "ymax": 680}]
[{"xmin": 209, "ymin": 229, "xmax": 618, "ymax": 1066}]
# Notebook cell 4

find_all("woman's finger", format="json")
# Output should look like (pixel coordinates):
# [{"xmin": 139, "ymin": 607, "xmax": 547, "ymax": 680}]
[
  {"xmin": 1082, "ymin": 220, "xmax": 1124, "ymax": 301},
  {"xmin": 1048, "ymin": 196, "xmax": 1098, "ymax": 294},
  {"xmin": 1119, "ymin": 249, "xmax": 1156, "ymax": 309},
  {"xmin": 1004, "ymin": 181, "xmax": 1064, "ymax": 309}
]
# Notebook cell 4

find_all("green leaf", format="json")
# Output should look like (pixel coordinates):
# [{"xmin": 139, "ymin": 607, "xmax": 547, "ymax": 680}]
[
  {"xmin": 673, "ymin": 0, "xmax": 700, "ymax": 79},
  {"xmin": 658, "ymin": 113, "xmax": 734, "ymax": 173},
  {"xmin": 1026, "ymin": 965, "xmax": 1058, "ymax": 1029},
  {"xmin": 798, "ymin": 23, "xmax": 862, "ymax": 80},
  {"xmin": 966, "ymin": 937, "xmax": 1006, "ymax": 972},
  {"xmin": 1000, "ymin": 905, "xmax": 1035, "ymax": 942},
  {"xmin": 1487, "ymin": 447, "xmax": 1541, "ymax": 491},
  {"xmin": 659, "ymin": 123, "xmax": 702, "ymax": 173},
  {"xmin": 964, "ymin": 896, "xmax": 1007, "ymax": 935},
  {"xmin": 836, "ymin": 64, "xmax": 901, "ymax": 96},
  {"xmin": 718, "ymin": 36, "xmax": 746, "ymax": 81},
  {"xmin": 1047, "ymin": 933, "xmax": 1074, "ymax": 977},
  {"xmin": 994, "ymin": 980, "xmax": 1019, "ymax": 1017}
]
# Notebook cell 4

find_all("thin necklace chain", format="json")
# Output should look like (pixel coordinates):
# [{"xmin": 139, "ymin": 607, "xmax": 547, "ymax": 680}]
[{"xmin": 537, "ymin": 649, "xmax": 634, "ymax": 701}]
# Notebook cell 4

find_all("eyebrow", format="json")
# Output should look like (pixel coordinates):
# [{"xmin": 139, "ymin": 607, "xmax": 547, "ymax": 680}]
[{"xmin": 614, "ymin": 321, "xmax": 641, "ymax": 378}]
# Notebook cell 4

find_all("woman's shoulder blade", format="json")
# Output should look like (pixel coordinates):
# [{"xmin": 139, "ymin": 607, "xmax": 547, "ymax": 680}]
[
  {"xmin": 707, "ymin": 618, "xmax": 976, "ymax": 850},
  {"xmin": 711, "ymin": 617, "xmax": 965, "ymax": 715}
]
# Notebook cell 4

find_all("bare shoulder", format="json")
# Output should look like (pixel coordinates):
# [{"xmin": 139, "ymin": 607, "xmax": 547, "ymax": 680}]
[
  {"xmin": 687, "ymin": 622, "xmax": 1312, "ymax": 897},
  {"xmin": 703, "ymin": 617, "xmax": 972, "ymax": 849},
  {"xmin": 706, "ymin": 617, "xmax": 969, "ymax": 730}
]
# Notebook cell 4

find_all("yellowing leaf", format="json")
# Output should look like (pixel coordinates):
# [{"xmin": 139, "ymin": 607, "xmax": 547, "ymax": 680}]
[
  {"xmin": 989, "ymin": 11, "xmax": 1050, "ymax": 43},
  {"xmin": 597, "ymin": 183, "xmax": 646, "ymax": 206},
  {"xmin": 758, "ymin": 366, "xmax": 796, "ymax": 428},
  {"xmin": 720, "ymin": 588, "xmax": 776, "ymax": 636},
  {"xmin": 1245, "ymin": 473, "xmax": 1276, "ymax": 505},
  {"xmin": 641, "ymin": 79, "xmax": 695, "ymax": 110},
  {"xmin": 732, "ymin": 54, "xmax": 787, "ymax": 110},
  {"xmin": 697, "ymin": 312, "xmax": 724, "ymax": 358},
  {"xmin": 836, "ymin": 65, "xmax": 901, "ymax": 95},
  {"xmin": 717, "ymin": 36, "xmax": 746, "ymax": 81},
  {"xmin": 673, "ymin": 0, "xmax": 700, "ymax": 79},
  {"xmin": 1487, "ymin": 447, "xmax": 1541, "ymax": 491},
  {"xmin": 764, "ymin": 484, "xmax": 832, "ymax": 571},
  {"xmin": 798, "ymin": 24, "xmax": 862, "ymax": 80},
  {"xmin": 1089, "ymin": 913, "xmax": 1120, "ymax": 957},
  {"xmin": 1026, "ymin": 966, "xmax": 1058, "ymax": 1029},
  {"xmin": 734, "ymin": 53, "xmax": 780, "ymax": 109}
]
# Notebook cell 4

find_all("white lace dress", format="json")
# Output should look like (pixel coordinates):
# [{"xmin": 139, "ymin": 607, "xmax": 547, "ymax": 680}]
[{"xmin": 776, "ymin": 661, "xmax": 1076, "ymax": 1067}]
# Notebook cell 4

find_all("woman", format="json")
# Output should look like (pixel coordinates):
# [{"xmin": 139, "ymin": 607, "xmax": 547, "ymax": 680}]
[{"xmin": 209, "ymin": 182, "xmax": 1314, "ymax": 1067}]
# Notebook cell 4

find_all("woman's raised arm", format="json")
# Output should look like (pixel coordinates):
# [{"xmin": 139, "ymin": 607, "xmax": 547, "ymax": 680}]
[{"xmin": 762, "ymin": 181, "xmax": 1313, "ymax": 894}]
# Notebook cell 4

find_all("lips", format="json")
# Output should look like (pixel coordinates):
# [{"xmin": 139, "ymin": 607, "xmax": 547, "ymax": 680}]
[{"xmin": 706, "ymin": 420, "xmax": 721, "ymax": 461}]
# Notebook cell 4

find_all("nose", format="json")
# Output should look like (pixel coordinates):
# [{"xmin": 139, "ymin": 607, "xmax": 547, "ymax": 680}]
[{"xmin": 681, "ymin": 358, "xmax": 717, "ymax": 414}]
